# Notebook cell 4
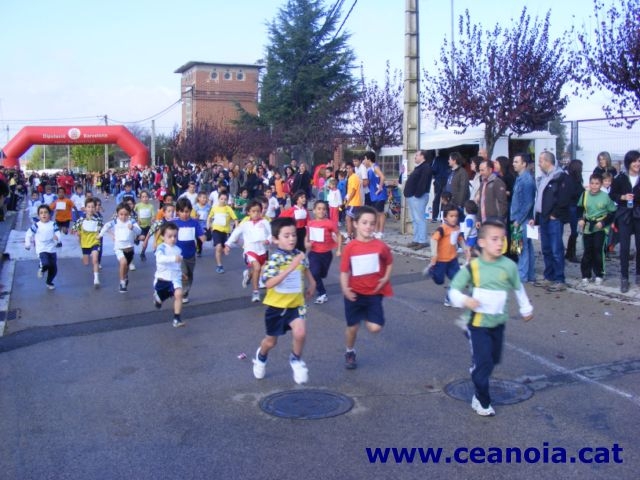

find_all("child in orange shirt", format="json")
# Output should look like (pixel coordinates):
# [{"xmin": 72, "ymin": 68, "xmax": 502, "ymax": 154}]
[
  {"xmin": 50, "ymin": 187, "xmax": 74, "ymax": 236},
  {"xmin": 425, "ymin": 205, "xmax": 468, "ymax": 306}
]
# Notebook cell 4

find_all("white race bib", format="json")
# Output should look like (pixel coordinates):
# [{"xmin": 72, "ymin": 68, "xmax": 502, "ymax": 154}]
[
  {"xmin": 450, "ymin": 231, "xmax": 460, "ymax": 245},
  {"xmin": 350, "ymin": 253, "xmax": 380, "ymax": 276},
  {"xmin": 115, "ymin": 226, "xmax": 130, "ymax": 242},
  {"xmin": 309, "ymin": 227, "xmax": 324, "ymax": 242},
  {"xmin": 56, "ymin": 201, "xmax": 66, "ymax": 211},
  {"xmin": 213, "ymin": 213, "xmax": 227, "ymax": 226},
  {"xmin": 294, "ymin": 208, "xmax": 307, "ymax": 220},
  {"xmin": 178, "ymin": 227, "xmax": 196, "ymax": 241},
  {"xmin": 138, "ymin": 209, "xmax": 152, "ymax": 219},
  {"xmin": 472, "ymin": 288, "xmax": 507, "ymax": 315},
  {"xmin": 274, "ymin": 269, "xmax": 302, "ymax": 294},
  {"xmin": 82, "ymin": 220, "xmax": 98, "ymax": 232},
  {"xmin": 245, "ymin": 226, "xmax": 267, "ymax": 244}
]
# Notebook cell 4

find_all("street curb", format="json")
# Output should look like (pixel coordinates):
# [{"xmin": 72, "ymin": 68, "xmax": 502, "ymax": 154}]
[{"xmin": 0, "ymin": 201, "xmax": 24, "ymax": 337}]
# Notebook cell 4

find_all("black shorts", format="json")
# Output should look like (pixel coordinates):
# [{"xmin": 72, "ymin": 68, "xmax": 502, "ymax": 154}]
[
  {"xmin": 81, "ymin": 245, "xmax": 100, "ymax": 255},
  {"xmin": 345, "ymin": 206, "xmax": 360, "ymax": 218},
  {"xmin": 264, "ymin": 306, "xmax": 306, "ymax": 336},
  {"xmin": 344, "ymin": 294, "xmax": 385, "ymax": 327},
  {"xmin": 56, "ymin": 220, "xmax": 70, "ymax": 229},
  {"xmin": 212, "ymin": 230, "xmax": 228, "ymax": 246},
  {"xmin": 371, "ymin": 200, "xmax": 385, "ymax": 213}
]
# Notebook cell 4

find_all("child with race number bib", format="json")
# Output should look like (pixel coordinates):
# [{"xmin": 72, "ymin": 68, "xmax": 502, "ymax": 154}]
[
  {"xmin": 153, "ymin": 222, "xmax": 186, "ymax": 328},
  {"xmin": 425, "ymin": 204, "xmax": 468, "ymax": 306},
  {"xmin": 280, "ymin": 190, "xmax": 308, "ymax": 252},
  {"xmin": 449, "ymin": 220, "xmax": 534, "ymax": 416},
  {"xmin": 224, "ymin": 200, "xmax": 271, "ymax": 302},
  {"xmin": 207, "ymin": 192, "xmax": 237, "ymax": 274},
  {"xmin": 173, "ymin": 197, "xmax": 206, "ymax": 304},
  {"xmin": 72, "ymin": 198, "xmax": 103, "ymax": 288},
  {"xmin": 25, "ymin": 205, "xmax": 60, "ymax": 290},
  {"xmin": 305, "ymin": 200, "xmax": 342, "ymax": 304},
  {"xmin": 252, "ymin": 216, "xmax": 316, "ymax": 384},
  {"xmin": 134, "ymin": 190, "xmax": 156, "ymax": 261},
  {"xmin": 99, "ymin": 202, "xmax": 142, "ymax": 293},
  {"xmin": 340, "ymin": 206, "xmax": 393, "ymax": 370},
  {"xmin": 143, "ymin": 204, "xmax": 176, "ymax": 254},
  {"xmin": 192, "ymin": 191, "xmax": 212, "ymax": 257},
  {"xmin": 26, "ymin": 190, "xmax": 43, "ymax": 223}
]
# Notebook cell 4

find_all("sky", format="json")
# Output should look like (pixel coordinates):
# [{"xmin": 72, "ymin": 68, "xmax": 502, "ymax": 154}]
[{"xmin": 0, "ymin": 0, "xmax": 625, "ymax": 149}]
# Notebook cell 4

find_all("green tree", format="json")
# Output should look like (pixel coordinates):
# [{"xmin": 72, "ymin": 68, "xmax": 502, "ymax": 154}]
[
  {"xmin": 258, "ymin": 0, "xmax": 358, "ymax": 157},
  {"xmin": 424, "ymin": 8, "xmax": 573, "ymax": 158},
  {"xmin": 71, "ymin": 145, "xmax": 108, "ymax": 171},
  {"xmin": 548, "ymin": 117, "xmax": 568, "ymax": 156}
]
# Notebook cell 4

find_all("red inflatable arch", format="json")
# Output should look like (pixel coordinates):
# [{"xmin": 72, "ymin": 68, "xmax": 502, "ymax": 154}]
[{"xmin": 1, "ymin": 125, "xmax": 149, "ymax": 169}]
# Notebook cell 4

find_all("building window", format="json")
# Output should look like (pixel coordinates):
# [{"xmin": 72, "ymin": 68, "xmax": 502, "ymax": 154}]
[
  {"xmin": 211, "ymin": 69, "xmax": 218, "ymax": 80},
  {"xmin": 223, "ymin": 69, "xmax": 232, "ymax": 80},
  {"xmin": 378, "ymin": 154, "xmax": 401, "ymax": 180},
  {"xmin": 236, "ymin": 70, "xmax": 245, "ymax": 81}
]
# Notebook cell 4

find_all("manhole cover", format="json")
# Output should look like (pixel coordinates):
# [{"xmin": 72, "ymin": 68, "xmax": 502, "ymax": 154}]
[
  {"xmin": 260, "ymin": 389, "xmax": 354, "ymax": 419},
  {"xmin": 444, "ymin": 379, "xmax": 534, "ymax": 405}
]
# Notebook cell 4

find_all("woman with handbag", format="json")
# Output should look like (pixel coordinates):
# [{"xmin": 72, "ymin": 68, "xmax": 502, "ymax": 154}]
[{"xmin": 610, "ymin": 150, "xmax": 640, "ymax": 293}]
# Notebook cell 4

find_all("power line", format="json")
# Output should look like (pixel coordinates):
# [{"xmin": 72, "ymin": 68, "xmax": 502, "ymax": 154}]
[{"xmin": 107, "ymin": 99, "xmax": 182, "ymax": 125}]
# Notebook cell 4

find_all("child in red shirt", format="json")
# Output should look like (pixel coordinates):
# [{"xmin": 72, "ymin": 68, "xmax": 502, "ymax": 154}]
[
  {"xmin": 280, "ymin": 190, "xmax": 308, "ymax": 252},
  {"xmin": 339, "ymin": 206, "xmax": 393, "ymax": 370},
  {"xmin": 305, "ymin": 200, "xmax": 342, "ymax": 304}
]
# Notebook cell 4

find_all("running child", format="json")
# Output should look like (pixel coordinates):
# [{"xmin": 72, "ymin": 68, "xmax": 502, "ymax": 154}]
[
  {"xmin": 224, "ymin": 200, "xmax": 272, "ymax": 302},
  {"xmin": 461, "ymin": 200, "xmax": 479, "ymax": 257},
  {"xmin": 234, "ymin": 187, "xmax": 249, "ymax": 221},
  {"xmin": 143, "ymin": 203, "xmax": 176, "ymax": 253},
  {"xmin": 50, "ymin": 187, "xmax": 74, "ymax": 235},
  {"xmin": 72, "ymin": 198, "xmax": 103, "ymax": 288},
  {"xmin": 577, "ymin": 173, "xmax": 617, "ymax": 286},
  {"xmin": 25, "ymin": 205, "xmax": 60, "ymax": 290},
  {"xmin": 192, "ymin": 191, "xmax": 212, "ymax": 257},
  {"xmin": 325, "ymin": 177, "xmax": 342, "ymax": 225},
  {"xmin": 340, "ymin": 206, "xmax": 393, "ymax": 369},
  {"xmin": 280, "ymin": 190, "xmax": 308, "ymax": 252},
  {"xmin": 425, "ymin": 204, "xmax": 467, "ymax": 305},
  {"xmin": 173, "ymin": 197, "xmax": 206, "ymax": 304},
  {"xmin": 264, "ymin": 187, "xmax": 280, "ymax": 220},
  {"xmin": 99, "ymin": 202, "xmax": 142, "ymax": 293},
  {"xmin": 305, "ymin": 200, "xmax": 342, "ymax": 304},
  {"xmin": 153, "ymin": 222, "xmax": 186, "ymax": 328},
  {"xmin": 70, "ymin": 184, "xmax": 86, "ymax": 222},
  {"xmin": 252, "ymin": 216, "xmax": 316, "ymax": 384},
  {"xmin": 207, "ymin": 192, "xmax": 237, "ymax": 273},
  {"xmin": 134, "ymin": 190, "xmax": 156, "ymax": 261},
  {"xmin": 26, "ymin": 190, "xmax": 43, "ymax": 223},
  {"xmin": 449, "ymin": 219, "xmax": 534, "ymax": 416}
]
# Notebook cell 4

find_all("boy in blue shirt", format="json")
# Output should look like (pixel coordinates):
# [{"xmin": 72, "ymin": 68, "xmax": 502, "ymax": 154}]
[{"xmin": 173, "ymin": 198, "xmax": 206, "ymax": 304}]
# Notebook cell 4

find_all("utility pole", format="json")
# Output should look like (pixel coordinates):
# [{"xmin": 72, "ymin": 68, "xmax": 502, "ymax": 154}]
[
  {"xmin": 151, "ymin": 119, "xmax": 156, "ymax": 167},
  {"xmin": 402, "ymin": 0, "xmax": 420, "ymax": 234},
  {"xmin": 104, "ymin": 115, "xmax": 109, "ymax": 171}
]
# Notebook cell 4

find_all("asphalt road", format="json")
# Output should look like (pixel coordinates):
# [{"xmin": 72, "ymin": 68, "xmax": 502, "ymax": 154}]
[{"xmin": 0, "ymin": 198, "xmax": 638, "ymax": 480}]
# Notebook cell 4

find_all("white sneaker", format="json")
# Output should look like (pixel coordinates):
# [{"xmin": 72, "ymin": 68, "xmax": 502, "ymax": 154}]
[
  {"xmin": 253, "ymin": 347, "xmax": 266, "ymax": 379},
  {"xmin": 594, "ymin": 277, "xmax": 603, "ymax": 286},
  {"xmin": 251, "ymin": 291, "xmax": 261, "ymax": 303},
  {"xmin": 314, "ymin": 294, "xmax": 328, "ymax": 304},
  {"xmin": 242, "ymin": 269, "xmax": 250, "ymax": 288},
  {"xmin": 182, "ymin": 296, "xmax": 190, "ymax": 304},
  {"xmin": 290, "ymin": 358, "xmax": 309, "ymax": 384},
  {"xmin": 129, "ymin": 263, "xmax": 136, "ymax": 271},
  {"xmin": 471, "ymin": 395, "xmax": 495, "ymax": 416},
  {"xmin": 581, "ymin": 278, "xmax": 590, "ymax": 286},
  {"xmin": 93, "ymin": 277, "xmax": 100, "ymax": 289},
  {"xmin": 37, "ymin": 268, "xmax": 43, "ymax": 279}
]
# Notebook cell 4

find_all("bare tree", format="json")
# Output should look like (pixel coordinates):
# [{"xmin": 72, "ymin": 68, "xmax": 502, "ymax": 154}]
[
  {"xmin": 350, "ymin": 62, "xmax": 403, "ymax": 153},
  {"xmin": 576, "ymin": 0, "xmax": 640, "ymax": 126},
  {"xmin": 423, "ymin": 8, "xmax": 573, "ymax": 158}
]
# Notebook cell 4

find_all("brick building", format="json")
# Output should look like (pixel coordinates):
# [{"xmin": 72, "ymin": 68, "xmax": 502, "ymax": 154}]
[{"xmin": 174, "ymin": 61, "xmax": 262, "ymax": 132}]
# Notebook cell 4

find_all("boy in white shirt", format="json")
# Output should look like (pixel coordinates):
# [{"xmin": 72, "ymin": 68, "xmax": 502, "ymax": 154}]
[
  {"xmin": 154, "ymin": 222, "xmax": 186, "ymax": 327},
  {"xmin": 224, "ymin": 200, "xmax": 272, "ymax": 302},
  {"xmin": 99, "ymin": 202, "xmax": 142, "ymax": 293},
  {"xmin": 25, "ymin": 205, "xmax": 60, "ymax": 290}
]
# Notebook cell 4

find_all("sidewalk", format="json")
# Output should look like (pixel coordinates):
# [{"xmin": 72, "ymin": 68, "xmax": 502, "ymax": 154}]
[
  {"xmin": 0, "ymin": 207, "xmax": 21, "ymax": 334},
  {"xmin": 379, "ymin": 216, "xmax": 640, "ymax": 303}
]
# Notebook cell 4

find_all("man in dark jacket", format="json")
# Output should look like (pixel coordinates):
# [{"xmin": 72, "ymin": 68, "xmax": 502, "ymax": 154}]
[
  {"xmin": 403, "ymin": 150, "xmax": 433, "ymax": 249},
  {"xmin": 430, "ymin": 153, "xmax": 450, "ymax": 222},
  {"xmin": 530, "ymin": 151, "xmax": 571, "ymax": 292}
]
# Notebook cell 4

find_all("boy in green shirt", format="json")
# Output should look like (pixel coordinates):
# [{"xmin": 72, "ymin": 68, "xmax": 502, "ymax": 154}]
[
  {"xmin": 577, "ymin": 173, "xmax": 617, "ymax": 286},
  {"xmin": 450, "ymin": 219, "xmax": 534, "ymax": 416}
]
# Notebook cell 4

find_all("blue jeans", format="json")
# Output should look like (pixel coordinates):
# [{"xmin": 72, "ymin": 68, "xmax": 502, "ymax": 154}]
[
  {"xmin": 407, "ymin": 193, "xmax": 429, "ymax": 243},
  {"xmin": 539, "ymin": 218, "xmax": 565, "ymax": 283},
  {"xmin": 518, "ymin": 237, "xmax": 536, "ymax": 282}
]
